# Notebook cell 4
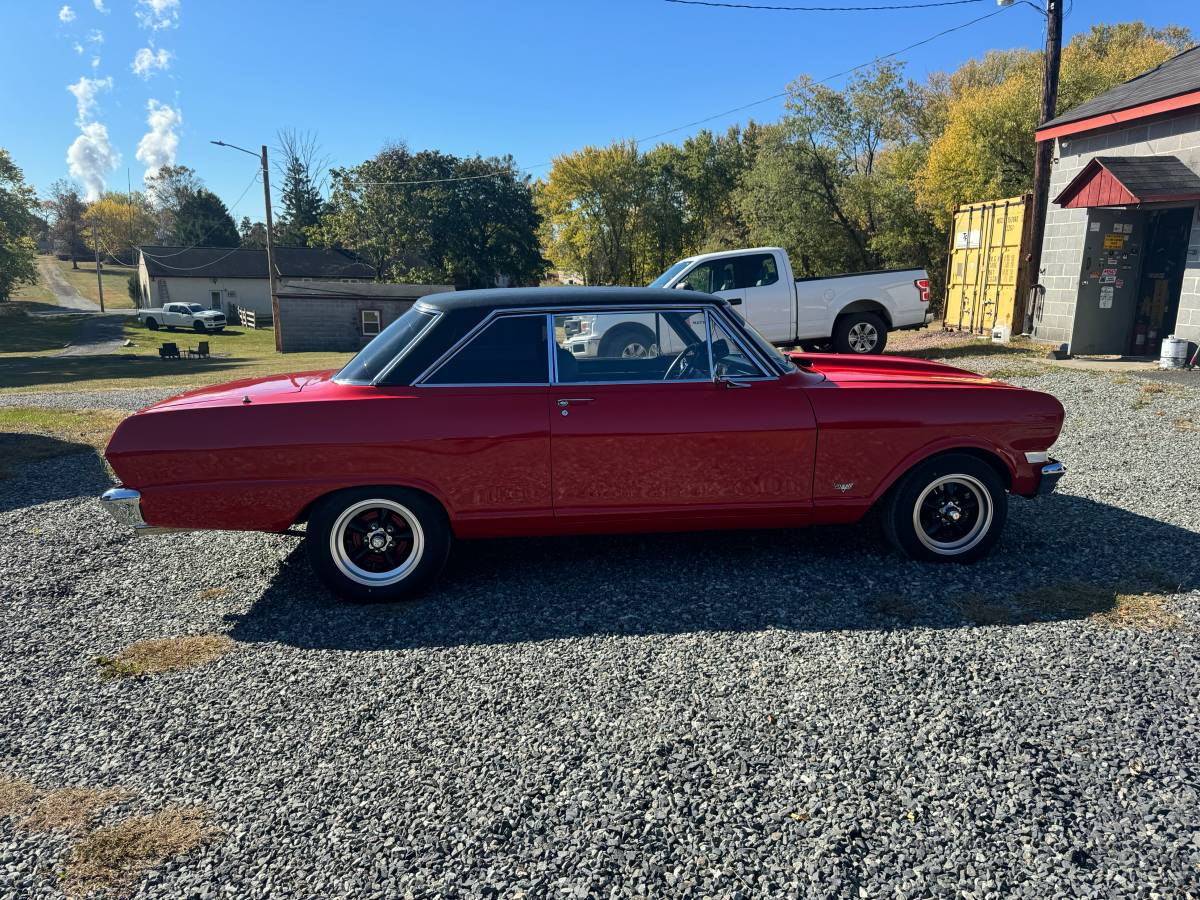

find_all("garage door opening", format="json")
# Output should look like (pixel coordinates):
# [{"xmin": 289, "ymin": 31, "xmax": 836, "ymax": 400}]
[{"xmin": 1130, "ymin": 206, "xmax": 1194, "ymax": 357}]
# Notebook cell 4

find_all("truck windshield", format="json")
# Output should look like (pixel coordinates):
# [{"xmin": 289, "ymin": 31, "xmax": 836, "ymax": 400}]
[
  {"xmin": 335, "ymin": 306, "xmax": 439, "ymax": 384},
  {"xmin": 647, "ymin": 260, "xmax": 691, "ymax": 289},
  {"xmin": 184, "ymin": 304, "xmax": 203, "ymax": 313}
]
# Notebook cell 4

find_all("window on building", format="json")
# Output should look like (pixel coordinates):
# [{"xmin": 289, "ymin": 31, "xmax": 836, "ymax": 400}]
[
  {"xmin": 423, "ymin": 314, "xmax": 549, "ymax": 385},
  {"xmin": 361, "ymin": 309, "xmax": 382, "ymax": 336}
]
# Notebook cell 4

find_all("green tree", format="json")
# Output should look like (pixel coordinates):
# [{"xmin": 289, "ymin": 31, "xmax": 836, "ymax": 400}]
[
  {"xmin": 172, "ymin": 189, "xmax": 240, "ymax": 247},
  {"xmin": 44, "ymin": 179, "xmax": 87, "ymax": 268},
  {"xmin": 0, "ymin": 148, "xmax": 38, "ymax": 300},
  {"xmin": 239, "ymin": 216, "xmax": 268, "ymax": 249},
  {"xmin": 314, "ymin": 144, "xmax": 545, "ymax": 286},
  {"xmin": 275, "ymin": 129, "xmax": 327, "ymax": 246},
  {"xmin": 145, "ymin": 164, "xmax": 203, "ymax": 241}
]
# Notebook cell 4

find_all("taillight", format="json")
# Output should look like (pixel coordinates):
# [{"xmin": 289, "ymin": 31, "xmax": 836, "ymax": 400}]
[{"xmin": 914, "ymin": 278, "xmax": 930, "ymax": 303}]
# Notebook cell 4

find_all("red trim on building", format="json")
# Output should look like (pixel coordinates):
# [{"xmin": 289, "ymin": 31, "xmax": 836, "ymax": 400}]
[{"xmin": 1035, "ymin": 89, "xmax": 1200, "ymax": 142}]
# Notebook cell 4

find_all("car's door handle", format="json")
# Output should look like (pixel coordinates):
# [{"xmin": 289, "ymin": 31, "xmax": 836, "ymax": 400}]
[{"xmin": 556, "ymin": 398, "xmax": 594, "ymax": 407}]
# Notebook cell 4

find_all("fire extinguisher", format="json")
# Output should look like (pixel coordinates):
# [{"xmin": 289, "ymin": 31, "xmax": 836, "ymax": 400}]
[{"xmin": 1133, "ymin": 321, "xmax": 1147, "ymax": 353}]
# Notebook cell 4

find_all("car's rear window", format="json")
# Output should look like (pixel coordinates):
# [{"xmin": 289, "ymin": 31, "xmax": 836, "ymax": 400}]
[{"xmin": 336, "ymin": 306, "xmax": 439, "ymax": 384}]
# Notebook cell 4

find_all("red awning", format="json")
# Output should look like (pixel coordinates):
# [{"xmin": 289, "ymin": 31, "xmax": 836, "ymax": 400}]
[{"xmin": 1055, "ymin": 155, "xmax": 1200, "ymax": 208}]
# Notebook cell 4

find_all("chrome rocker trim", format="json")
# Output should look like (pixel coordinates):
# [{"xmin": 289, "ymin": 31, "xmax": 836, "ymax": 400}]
[{"xmin": 99, "ymin": 487, "xmax": 191, "ymax": 536}]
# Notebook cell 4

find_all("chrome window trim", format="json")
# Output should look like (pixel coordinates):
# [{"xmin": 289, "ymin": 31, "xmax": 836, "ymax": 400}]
[
  {"xmin": 415, "ymin": 311, "xmax": 552, "ymax": 387},
  {"xmin": 706, "ymin": 308, "xmax": 773, "ymax": 379},
  {"xmin": 353, "ymin": 304, "xmax": 442, "ymax": 386}
]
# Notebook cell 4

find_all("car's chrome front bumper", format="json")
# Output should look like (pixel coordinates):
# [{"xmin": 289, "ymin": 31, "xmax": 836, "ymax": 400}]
[
  {"xmin": 1037, "ymin": 460, "xmax": 1066, "ymax": 496},
  {"xmin": 99, "ymin": 487, "xmax": 181, "ymax": 535}
]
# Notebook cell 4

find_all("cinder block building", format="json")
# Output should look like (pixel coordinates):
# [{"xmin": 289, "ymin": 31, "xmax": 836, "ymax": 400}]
[
  {"xmin": 275, "ymin": 280, "xmax": 453, "ymax": 353},
  {"xmin": 1033, "ymin": 45, "xmax": 1200, "ymax": 356}
]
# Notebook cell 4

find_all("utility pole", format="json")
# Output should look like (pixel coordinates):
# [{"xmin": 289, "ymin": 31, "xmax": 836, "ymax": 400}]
[
  {"xmin": 1023, "ymin": 0, "xmax": 1063, "ymax": 332},
  {"xmin": 260, "ymin": 145, "xmax": 281, "ymax": 352},
  {"xmin": 211, "ymin": 139, "xmax": 281, "ymax": 351},
  {"xmin": 92, "ymin": 223, "xmax": 105, "ymax": 312}
]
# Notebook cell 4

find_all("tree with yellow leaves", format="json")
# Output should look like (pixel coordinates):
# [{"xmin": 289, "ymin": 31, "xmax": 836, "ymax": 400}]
[
  {"xmin": 917, "ymin": 22, "xmax": 1192, "ymax": 225},
  {"xmin": 82, "ymin": 191, "xmax": 157, "ymax": 264}
]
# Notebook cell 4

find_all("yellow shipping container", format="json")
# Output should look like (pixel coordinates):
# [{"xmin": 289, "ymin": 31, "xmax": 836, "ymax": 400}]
[{"xmin": 944, "ymin": 194, "xmax": 1032, "ymax": 335}]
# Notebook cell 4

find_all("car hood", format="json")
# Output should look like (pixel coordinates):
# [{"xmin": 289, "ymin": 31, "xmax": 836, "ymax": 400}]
[
  {"xmin": 788, "ymin": 352, "xmax": 1006, "ymax": 386},
  {"xmin": 141, "ymin": 369, "xmax": 341, "ymax": 411}
]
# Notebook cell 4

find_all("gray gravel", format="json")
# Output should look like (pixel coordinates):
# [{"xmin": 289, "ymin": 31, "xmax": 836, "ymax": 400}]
[
  {"xmin": 1, "ymin": 363, "xmax": 1199, "ymax": 899},
  {"xmin": 0, "ymin": 388, "xmax": 180, "ymax": 412}
]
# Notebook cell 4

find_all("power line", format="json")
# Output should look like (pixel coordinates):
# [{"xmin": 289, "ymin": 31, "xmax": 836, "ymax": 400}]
[
  {"xmin": 637, "ymin": 3, "xmax": 1014, "ymax": 143},
  {"xmin": 665, "ymin": 0, "xmax": 983, "ymax": 10},
  {"xmin": 321, "ymin": 2, "xmax": 1014, "ymax": 188},
  {"xmin": 139, "ymin": 244, "xmax": 247, "ymax": 272},
  {"xmin": 140, "ymin": 167, "xmax": 262, "ymax": 260}
]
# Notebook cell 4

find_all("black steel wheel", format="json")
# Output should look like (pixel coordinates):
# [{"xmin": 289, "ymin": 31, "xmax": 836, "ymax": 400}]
[{"xmin": 883, "ymin": 453, "xmax": 1007, "ymax": 563}]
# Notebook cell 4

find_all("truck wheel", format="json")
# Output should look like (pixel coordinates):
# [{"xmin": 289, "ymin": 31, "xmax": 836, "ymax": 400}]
[
  {"xmin": 882, "ymin": 453, "xmax": 1007, "ymax": 563},
  {"xmin": 833, "ymin": 312, "xmax": 887, "ymax": 354},
  {"xmin": 600, "ymin": 324, "xmax": 657, "ymax": 359},
  {"xmin": 306, "ymin": 487, "xmax": 452, "ymax": 603},
  {"xmin": 145, "ymin": 318, "xmax": 159, "ymax": 331},
  {"xmin": 193, "ymin": 320, "xmax": 206, "ymax": 333}
]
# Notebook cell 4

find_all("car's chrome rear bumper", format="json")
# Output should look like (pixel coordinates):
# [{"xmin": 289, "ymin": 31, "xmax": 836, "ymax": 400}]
[
  {"xmin": 1037, "ymin": 460, "xmax": 1066, "ymax": 496},
  {"xmin": 99, "ymin": 487, "xmax": 185, "ymax": 535}
]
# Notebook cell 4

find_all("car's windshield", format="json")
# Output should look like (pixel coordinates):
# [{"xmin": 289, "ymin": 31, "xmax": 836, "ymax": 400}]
[
  {"xmin": 184, "ymin": 304, "xmax": 203, "ymax": 313},
  {"xmin": 336, "ymin": 306, "xmax": 439, "ymax": 384},
  {"xmin": 646, "ymin": 260, "xmax": 691, "ymax": 289},
  {"xmin": 729, "ymin": 308, "xmax": 796, "ymax": 373}
]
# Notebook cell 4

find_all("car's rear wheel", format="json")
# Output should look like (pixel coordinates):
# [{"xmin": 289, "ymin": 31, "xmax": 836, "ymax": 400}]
[
  {"xmin": 883, "ymin": 453, "xmax": 1007, "ymax": 563},
  {"xmin": 833, "ymin": 312, "xmax": 887, "ymax": 354},
  {"xmin": 145, "ymin": 318, "xmax": 159, "ymax": 330},
  {"xmin": 306, "ymin": 487, "xmax": 451, "ymax": 602}
]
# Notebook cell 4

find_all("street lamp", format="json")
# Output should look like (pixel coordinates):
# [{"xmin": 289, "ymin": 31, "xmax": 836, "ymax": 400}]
[{"xmin": 211, "ymin": 140, "xmax": 280, "ymax": 352}]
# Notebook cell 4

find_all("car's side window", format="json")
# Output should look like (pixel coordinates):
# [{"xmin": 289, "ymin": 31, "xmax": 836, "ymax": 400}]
[
  {"xmin": 708, "ymin": 315, "xmax": 767, "ymax": 379},
  {"xmin": 423, "ymin": 314, "xmax": 548, "ymax": 385},
  {"xmin": 554, "ymin": 310, "xmax": 711, "ymax": 383}
]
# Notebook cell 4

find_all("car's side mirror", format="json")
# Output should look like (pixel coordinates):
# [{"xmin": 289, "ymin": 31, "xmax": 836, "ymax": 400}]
[{"xmin": 727, "ymin": 296, "xmax": 743, "ymax": 305}]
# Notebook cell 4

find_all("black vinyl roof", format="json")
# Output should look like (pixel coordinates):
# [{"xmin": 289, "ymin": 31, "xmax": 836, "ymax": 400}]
[
  {"xmin": 139, "ymin": 245, "xmax": 374, "ymax": 279},
  {"xmin": 416, "ymin": 286, "xmax": 724, "ymax": 311},
  {"xmin": 1042, "ymin": 44, "xmax": 1200, "ymax": 130}
]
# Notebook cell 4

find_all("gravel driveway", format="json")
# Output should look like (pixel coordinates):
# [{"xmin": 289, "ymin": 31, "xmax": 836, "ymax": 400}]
[{"xmin": 1, "ymin": 363, "xmax": 1198, "ymax": 898}]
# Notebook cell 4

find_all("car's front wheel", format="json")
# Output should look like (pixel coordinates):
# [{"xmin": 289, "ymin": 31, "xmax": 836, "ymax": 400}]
[
  {"xmin": 833, "ymin": 312, "xmax": 887, "ymax": 354},
  {"xmin": 306, "ymin": 487, "xmax": 451, "ymax": 602},
  {"xmin": 882, "ymin": 453, "xmax": 1007, "ymax": 563},
  {"xmin": 193, "ymin": 320, "xmax": 207, "ymax": 333}
]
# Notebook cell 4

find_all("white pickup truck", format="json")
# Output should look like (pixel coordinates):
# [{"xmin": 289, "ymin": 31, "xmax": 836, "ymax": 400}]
[
  {"xmin": 567, "ymin": 247, "xmax": 929, "ymax": 358},
  {"xmin": 138, "ymin": 302, "xmax": 227, "ymax": 333}
]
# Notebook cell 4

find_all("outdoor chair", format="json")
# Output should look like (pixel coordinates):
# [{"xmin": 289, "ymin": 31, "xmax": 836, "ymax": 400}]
[
  {"xmin": 159, "ymin": 342, "xmax": 180, "ymax": 359},
  {"xmin": 187, "ymin": 341, "xmax": 210, "ymax": 359}
]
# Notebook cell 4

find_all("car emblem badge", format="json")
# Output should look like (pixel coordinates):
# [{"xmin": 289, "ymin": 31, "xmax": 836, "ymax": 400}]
[{"xmin": 834, "ymin": 482, "xmax": 854, "ymax": 493}]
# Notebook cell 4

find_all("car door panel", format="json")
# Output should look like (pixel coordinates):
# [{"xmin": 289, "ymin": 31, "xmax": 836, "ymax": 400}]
[{"xmin": 549, "ymin": 376, "xmax": 817, "ymax": 528}]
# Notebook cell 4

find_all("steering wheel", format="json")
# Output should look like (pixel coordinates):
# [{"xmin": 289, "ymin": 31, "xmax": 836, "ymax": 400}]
[{"xmin": 663, "ymin": 343, "xmax": 706, "ymax": 381}]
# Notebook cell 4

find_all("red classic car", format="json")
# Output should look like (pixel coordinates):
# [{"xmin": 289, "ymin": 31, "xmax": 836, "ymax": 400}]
[{"xmin": 101, "ymin": 288, "xmax": 1066, "ymax": 602}]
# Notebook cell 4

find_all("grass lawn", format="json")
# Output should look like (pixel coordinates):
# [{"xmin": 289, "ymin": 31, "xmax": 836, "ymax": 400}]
[
  {"xmin": 0, "ymin": 406, "xmax": 127, "ymax": 477},
  {"xmin": 57, "ymin": 258, "xmax": 137, "ymax": 309},
  {"xmin": 0, "ymin": 314, "xmax": 354, "ymax": 394},
  {"xmin": 8, "ymin": 279, "xmax": 57, "ymax": 305},
  {"xmin": 0, "ymin": 306, "xmax": 88, "ymax": 356}
]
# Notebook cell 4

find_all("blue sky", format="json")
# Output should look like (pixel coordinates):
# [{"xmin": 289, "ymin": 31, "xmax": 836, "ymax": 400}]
[{"xmin": 1, "ymin": 0, "xmax": 1195, "ymax": 221}]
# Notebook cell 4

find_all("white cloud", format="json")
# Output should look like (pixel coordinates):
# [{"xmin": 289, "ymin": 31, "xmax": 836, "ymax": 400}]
[
  {"xmin": 67, "ymin": 121, "xmax": 120, "ymax": 201},
  {"xmin": 66, "ymin": 75, "xmax": 113, "ymax": 125},
  {"xmin": 136, "ymin": 0, "xmax": 180, "ymax": 30},
  {"xmin": 91, "ymin": 56, "xmax": 101, "ymax": 69},
  {"xmin": 131, "ymin": 46, "xmax": 171, "ymax": 79},
  {"xmin": 88, "ymin": 29, "xmax": 104, "ymax": 43},
  {"xmin": 136, "ymin": 100, "xmax": 182, "ymax": 182},
  {"xmin": 73, "ymin": 41, "xmax": 84, "ymax": 54},
  {"xmin": 58, "ymin": 5, "xmax": 76, "ymax": 22},
  {"xmin": 93, "ymin": 0, "xmax": 109, "ymax": 12}
]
